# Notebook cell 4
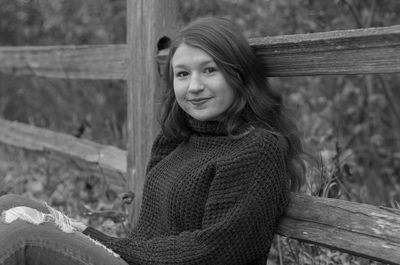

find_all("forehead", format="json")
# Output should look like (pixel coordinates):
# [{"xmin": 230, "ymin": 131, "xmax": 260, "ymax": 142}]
[{"xmin": 172, "ymin": 43, "xmax": 214, "ymax": 67}]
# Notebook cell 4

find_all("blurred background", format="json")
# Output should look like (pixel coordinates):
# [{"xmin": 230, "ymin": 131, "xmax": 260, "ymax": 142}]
[{"xmin": 0, "ymin": 0, "xmax": 399, "ymax": 264}]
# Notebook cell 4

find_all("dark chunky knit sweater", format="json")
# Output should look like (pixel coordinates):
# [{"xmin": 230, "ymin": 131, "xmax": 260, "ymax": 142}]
[{"xmin": 83, "ymin": 119, "xmax": 289, "ymax": 265}]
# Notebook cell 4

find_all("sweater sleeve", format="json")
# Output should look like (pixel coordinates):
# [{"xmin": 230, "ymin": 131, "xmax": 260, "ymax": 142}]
[
  {"xmin": 82, "ymin": 133, "xmax": 181, "ymax": 240},
  {"xmin": 83, "ymin": 134, "xmax": 289, "ymax": 265}
]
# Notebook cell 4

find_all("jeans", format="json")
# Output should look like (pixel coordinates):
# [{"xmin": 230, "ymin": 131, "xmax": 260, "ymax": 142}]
[{"xmin": 0, "ymin": 194, "xmax": 129, "ymax": 265}]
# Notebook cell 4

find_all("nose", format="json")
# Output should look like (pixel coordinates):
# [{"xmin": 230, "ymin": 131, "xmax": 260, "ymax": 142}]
[{"xmin": 188, "ymin": 73, "xmax": 204, "ymax": 93}]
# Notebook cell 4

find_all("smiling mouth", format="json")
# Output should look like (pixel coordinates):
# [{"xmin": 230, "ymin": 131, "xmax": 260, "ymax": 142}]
[{"xmin": 188, "ymin": 98, "xmax": 211, "ymax": 105}]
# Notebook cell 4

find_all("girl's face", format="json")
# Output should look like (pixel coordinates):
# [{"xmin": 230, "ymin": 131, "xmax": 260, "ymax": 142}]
[{"xmin": 171, "ymin": 43, "xmax": 235, "ymax": 122}]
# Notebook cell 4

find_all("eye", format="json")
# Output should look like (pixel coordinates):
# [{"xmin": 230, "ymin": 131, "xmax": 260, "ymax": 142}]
[
  {"xmin": 204, "ymin": 66, "xmax": 218, "ymax": 74},
  {"xmin": 175, "ymin": 71, "xmax": 189, "ymax": 78}
]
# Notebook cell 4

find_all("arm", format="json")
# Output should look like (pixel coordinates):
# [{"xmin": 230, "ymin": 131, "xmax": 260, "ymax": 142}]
[
  {"xmin": 84, "ymin": 135, "xmax": 289, "ymax": 265},
  {"xmin": 82, "ymin": 133, "xmax": 182, "ymax": 238}
]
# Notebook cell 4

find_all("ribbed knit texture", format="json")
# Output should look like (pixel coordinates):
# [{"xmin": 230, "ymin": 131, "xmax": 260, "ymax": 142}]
[{"xmin": 83, "ymin": 118, "xmax": 289, "ymax": 265}]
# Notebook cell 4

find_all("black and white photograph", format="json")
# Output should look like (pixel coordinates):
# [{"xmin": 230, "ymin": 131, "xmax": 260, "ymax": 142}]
[{"xmin": 0, "ymin": 1, "xmax": 399, "ymax": 264}]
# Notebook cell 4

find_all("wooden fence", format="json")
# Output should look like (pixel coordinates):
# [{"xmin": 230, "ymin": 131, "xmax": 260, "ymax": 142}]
[{"xmin": 1, "ymin": 0, "xmax": 400, "ymax": 264}]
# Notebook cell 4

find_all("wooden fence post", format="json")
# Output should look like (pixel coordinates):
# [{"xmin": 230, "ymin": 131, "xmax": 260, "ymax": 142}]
[{"xmin": 126, "ymin": 0, "xmax": 178, "ymax": 227}]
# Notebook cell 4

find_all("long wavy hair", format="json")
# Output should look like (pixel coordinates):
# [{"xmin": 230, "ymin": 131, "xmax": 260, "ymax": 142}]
[{"xmin": 160, "ymin": 17, "xmax": 305, "ymax": 191}]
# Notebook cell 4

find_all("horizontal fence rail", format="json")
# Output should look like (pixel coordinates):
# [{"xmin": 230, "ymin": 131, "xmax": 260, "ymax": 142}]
[
  {"xmin": 1, "ymin": 25, "xmax": 400, "ymax": 79},
  {"xmin": 280, "ymin": 194, "xmax": 400, "ymax": 265},
  {"xmin": 250, "ymin": 25, "xmax": 400, "ymax": 76},
  {"xmin": 0, "ymin": 118, "xmax": 126, "ymax": 190},
  {"xmin": 0, "ymin": 44, "xmax": 127, "ymax": 80}
]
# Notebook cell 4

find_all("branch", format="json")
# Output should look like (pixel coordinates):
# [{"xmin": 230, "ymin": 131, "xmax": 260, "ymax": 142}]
[
  {"xmin": 340, "ymin": 0, "xmax": 363, "ymax": 28},
  {"xmin": 375, "ymin": 76, "xmax": 400, "ymax": 128}
]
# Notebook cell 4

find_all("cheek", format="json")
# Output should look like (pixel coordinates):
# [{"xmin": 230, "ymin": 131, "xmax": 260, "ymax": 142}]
[
  {"xmin": 221, "ymin": 85, "xmax": 236, "ymax": 108},
  {"xmin": 173, "ymin": 83, "xmax": 186, "ymax": 107},
  {"xmin": 226, "ymin": 94, "xmax": 235, "ymax": 109}
]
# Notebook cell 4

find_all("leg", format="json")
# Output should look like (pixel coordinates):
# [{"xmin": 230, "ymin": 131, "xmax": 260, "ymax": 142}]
[
  {"xmin": 0, "ymin": 194, "xmax": 49, "ymax": 213},
  {"xmin": 0, "ymin": 195, "xmax": 129, "ymax": 265}
]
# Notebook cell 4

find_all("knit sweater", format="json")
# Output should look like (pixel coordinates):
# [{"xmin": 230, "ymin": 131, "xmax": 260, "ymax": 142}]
[{"xmin": 83, "ymin": 118, "xmax": 289, "ymax": 265}]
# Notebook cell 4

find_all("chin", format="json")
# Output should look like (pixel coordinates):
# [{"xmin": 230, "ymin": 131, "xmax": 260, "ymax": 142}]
[
  {"xmin": 191, "ymin": 116, "xmax": 210, "ymax": 121},
  {"xmin": 189, "ymin": 112, "xmax": 224, "ymax": 122}
]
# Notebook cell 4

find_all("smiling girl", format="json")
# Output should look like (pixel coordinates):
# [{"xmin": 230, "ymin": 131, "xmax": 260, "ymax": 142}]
[
  {"xmin": 0, "ymin": 17, "xmax": 305, "ymax": 265},
  {"xmin": 171, "ymin": 43, "xmax": 235, "ymax": 121}
]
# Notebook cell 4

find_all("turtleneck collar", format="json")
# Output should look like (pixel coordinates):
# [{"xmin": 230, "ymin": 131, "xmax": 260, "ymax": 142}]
[
  {"xmin": 186, "ymin": 117, "xmax": 227, "ymax": 136},
  {"xmin": 185, "ymin": 116, "xmax": 254, "ymax": 137}
]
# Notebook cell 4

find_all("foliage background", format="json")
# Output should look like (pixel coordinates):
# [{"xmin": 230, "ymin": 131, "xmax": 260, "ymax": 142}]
[{"xmin": 0, "ymin": 0, "xmax": 400, "ymax": 264}]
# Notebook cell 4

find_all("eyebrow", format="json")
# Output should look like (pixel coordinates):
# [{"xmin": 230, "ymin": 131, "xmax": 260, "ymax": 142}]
[{"xmin": 172, "ymin": 60, "xmax": 215, "ymax": 69}]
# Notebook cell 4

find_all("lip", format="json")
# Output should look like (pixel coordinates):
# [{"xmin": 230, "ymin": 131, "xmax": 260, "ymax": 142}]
[{"xmin": 187, "ymin": 97, "xmax": 211, "ymax": 105}]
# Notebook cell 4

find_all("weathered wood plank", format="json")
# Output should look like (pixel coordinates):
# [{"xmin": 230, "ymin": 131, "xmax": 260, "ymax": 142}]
[
  {"xmin": 0, "ymin": 45, "xmax": 127, "ymax": 80},
  {"xmin": 126, "ymin": 0, "xmax": 178, "ymax": 226},
  {"xmin": 279, "ymin": 194, "xmax": 400, "ymax": 265},
  {"xmin": 251, "ymin": 24, "xmax": 400, "ymax": 76},
  {"xmin": 1, "ymin": 25, "xmax": 399, "ymax": 79},
  {"xmin": 0, "ymin": 118, "xmax": 127, "ymax": 190}
]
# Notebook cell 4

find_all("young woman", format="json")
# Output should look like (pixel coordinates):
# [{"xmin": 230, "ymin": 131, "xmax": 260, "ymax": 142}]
[{"xmin": 0, "ymin": 17, "xmax": 305, "ymax": 265}]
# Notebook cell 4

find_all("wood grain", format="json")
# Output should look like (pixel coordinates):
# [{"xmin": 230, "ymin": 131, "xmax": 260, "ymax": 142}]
[
  {"xmin": 126, "ymin": 0, "xmax": 178, "ymax": 226},
  {"xmin": 0, "ymin": 45, "xmax": 127, "ymax": 80},
  {"xmin": 279, "ymin": 194, "xmax": 400, "ymax": 265},
  {"xmin": 251, "ymin": 25, "xmax": 400, "ymax": 76},
  {"xmin": 1, "ymin": 25, "xmax": 399, "ymax": 79},
  {"xmin": 0, "ymin": 118, "xmax": 127, "ymax": 190}
]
